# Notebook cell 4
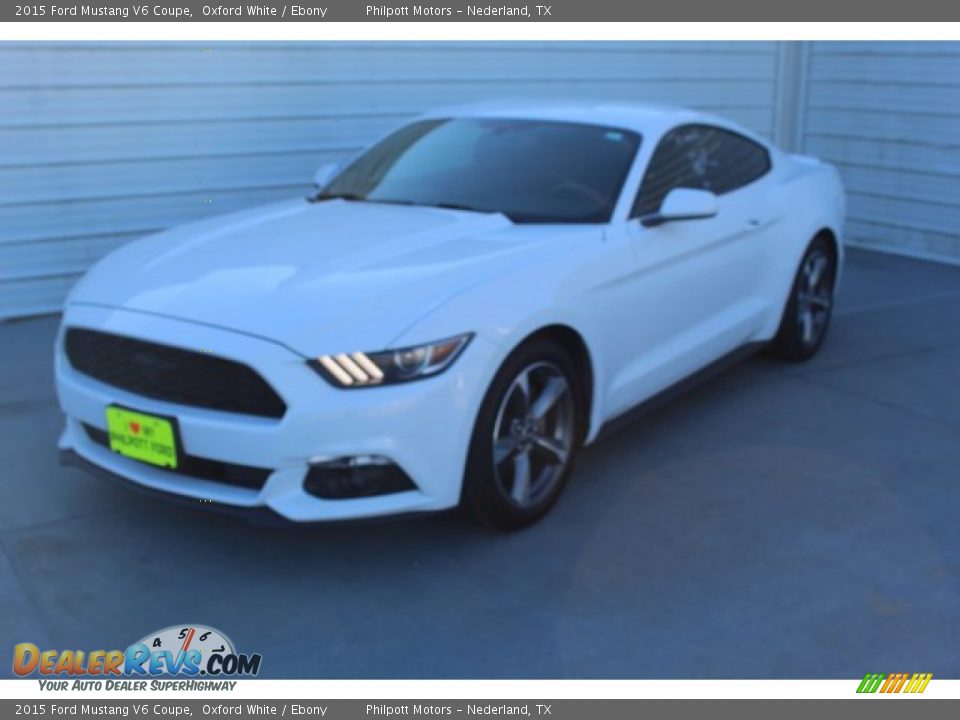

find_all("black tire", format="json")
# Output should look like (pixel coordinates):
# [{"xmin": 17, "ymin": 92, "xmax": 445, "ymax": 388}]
[
  {"xmin": 769, "ymin": 234, "xmax": 837, "ymax": 362},
  {"xmin": 462, "ymin": 337, "xmax": 584, "ymax": 531}
]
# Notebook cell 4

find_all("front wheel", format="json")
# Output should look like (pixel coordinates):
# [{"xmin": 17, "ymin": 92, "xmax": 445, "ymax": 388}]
[
  {"xmin": 462, "ymin": 338, "xmax": 583, "ymax": 531},
  {"xmin": 769, "ymin": 234, "xmax": 837, "ymax": 362}
]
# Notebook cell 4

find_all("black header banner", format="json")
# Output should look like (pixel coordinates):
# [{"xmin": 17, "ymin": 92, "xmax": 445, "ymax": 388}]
[{"xmin": 5, "ymin": 0, "xmax": 960, "ymax": 22}]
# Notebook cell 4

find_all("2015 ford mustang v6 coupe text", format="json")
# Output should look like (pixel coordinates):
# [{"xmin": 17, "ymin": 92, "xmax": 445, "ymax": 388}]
[{"xmin": 55, "ymin": 101, "xmax": 845, "ymax": 529}]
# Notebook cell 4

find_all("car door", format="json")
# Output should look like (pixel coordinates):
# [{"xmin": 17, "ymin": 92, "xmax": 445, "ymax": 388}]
[{"xmin": 606, "ymin": 124, "xmax": 775, "ymax": 415}]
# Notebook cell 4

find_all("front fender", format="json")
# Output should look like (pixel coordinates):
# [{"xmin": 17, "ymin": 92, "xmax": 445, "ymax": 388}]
[{"xmin": 390, "ymin": 263, "xmax": 608, "ymax": 444}]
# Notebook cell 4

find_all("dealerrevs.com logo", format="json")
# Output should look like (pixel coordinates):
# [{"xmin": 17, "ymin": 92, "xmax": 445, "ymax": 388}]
[{"xmin": 13, "ymin": 624, "xmax": 262, "ymax": 684}]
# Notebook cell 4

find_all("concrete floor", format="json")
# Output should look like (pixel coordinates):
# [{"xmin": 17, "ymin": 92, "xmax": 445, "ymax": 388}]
[{"xmin": 1, "ymin": 247, "xmax": 959, "ymax": 679}]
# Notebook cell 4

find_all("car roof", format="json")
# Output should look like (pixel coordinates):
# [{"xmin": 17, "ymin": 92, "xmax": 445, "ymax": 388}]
[{"xmin": 418, "ymin": 100, "xmax": 769, "ymax": 146}]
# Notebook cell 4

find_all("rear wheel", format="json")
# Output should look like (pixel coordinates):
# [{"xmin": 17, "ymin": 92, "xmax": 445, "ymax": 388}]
[
  {"xmin": 770, "ymin": 234, "xmax": 837, "ymax": 362},
  {"xmin": 462, "ymin": 338, "xmax": 583, "ymax": 531}
]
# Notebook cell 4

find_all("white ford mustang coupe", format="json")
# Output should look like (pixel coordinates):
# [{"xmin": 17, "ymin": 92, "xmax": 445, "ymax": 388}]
[{"xmin": 56, "ymin": 102, "xmax": 845, "ymax": 529}]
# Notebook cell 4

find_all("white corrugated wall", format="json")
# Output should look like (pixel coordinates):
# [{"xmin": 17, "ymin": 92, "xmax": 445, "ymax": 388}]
[
  {"xmin": 801, "ymin": 42, "xmax": 960, "ymax": 263},
  {"xmin": 0, "ymin": 41, "xmax": 781, "ymax": 320}
]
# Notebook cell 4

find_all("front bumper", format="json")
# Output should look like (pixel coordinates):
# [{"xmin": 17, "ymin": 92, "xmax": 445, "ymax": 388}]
[{"xmin": 55, "ymin": 304, "xmax": 499, "ymax": 522}]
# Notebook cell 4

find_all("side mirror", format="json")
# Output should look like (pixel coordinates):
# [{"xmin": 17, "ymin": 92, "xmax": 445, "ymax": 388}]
[
  {"xmin": 313, "ymin": 163, "xmax": 339, "ymax": 189},
  {"xmin": 641, "ymin": 188, "xmax": 718, "ymax": 227}
]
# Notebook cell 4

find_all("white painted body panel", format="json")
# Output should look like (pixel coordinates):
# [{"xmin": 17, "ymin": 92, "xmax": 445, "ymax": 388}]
[{"xmin": 55, "ymin": 103, "xmax": 845, "ymax": 521}]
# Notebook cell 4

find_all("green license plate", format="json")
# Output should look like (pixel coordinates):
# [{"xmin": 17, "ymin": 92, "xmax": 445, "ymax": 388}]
[{"xmin": 105, "ymin": 406, "xmax": 179, "ymax": 469}]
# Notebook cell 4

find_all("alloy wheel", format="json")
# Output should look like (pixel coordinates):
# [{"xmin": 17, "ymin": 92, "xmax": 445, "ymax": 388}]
[
  {"xmin": 796, "ymin": 249, "xmax": 834, "ymax": 347},
  {"xmin": 491, "ymin": 361, "xmax": 576, "ymax": 508}
]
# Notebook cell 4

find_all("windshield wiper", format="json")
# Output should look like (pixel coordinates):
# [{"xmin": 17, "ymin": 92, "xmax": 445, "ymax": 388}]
[
  {"xmin": 423, "ymin": 201, "xmax": 494, "ymax": 215},
  {"xmin": 312, "ymin": 194, "xmax": 495, "ymax": 216},
  {"xmin": 311, "ymin": 192, "xmax": 369, "ymax": 203},
  {"xmin": 312, "ymin": 194, "xmax": 430, "ymax": 208}
]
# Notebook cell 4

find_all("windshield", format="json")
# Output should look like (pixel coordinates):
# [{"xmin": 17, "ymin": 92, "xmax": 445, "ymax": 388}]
[{"xmin": 318, "ymin": 118, "xmax": 642, "ymax": 224}]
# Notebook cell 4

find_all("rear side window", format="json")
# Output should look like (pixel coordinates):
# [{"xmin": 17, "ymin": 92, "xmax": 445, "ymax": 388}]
[{"xmin": 632, "ymin": 124, "xmax": 771, "ymax": 217}]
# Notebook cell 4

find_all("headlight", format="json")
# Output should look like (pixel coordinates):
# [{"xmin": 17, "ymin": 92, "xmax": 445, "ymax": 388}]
[{"xmin": 310, "ymin": 334, "xmax": 473, "ymax": 388}]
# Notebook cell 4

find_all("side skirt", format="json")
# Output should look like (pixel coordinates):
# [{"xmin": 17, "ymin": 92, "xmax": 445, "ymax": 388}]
[{"xmin": 593, "ymin": 341, "xmax": 767, "ymax": 443}]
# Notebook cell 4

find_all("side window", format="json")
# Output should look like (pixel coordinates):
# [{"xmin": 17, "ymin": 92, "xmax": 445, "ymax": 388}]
[
  {"xmin": 707, "ymin": 128, "xmax": 772, "ymax": 195},
  {"xmin": 631, "ymin": 124, "xmax": 771, "ymax": 218}
]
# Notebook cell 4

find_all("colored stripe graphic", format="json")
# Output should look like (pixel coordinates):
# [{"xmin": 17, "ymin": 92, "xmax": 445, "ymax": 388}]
[
  {"xmin": 904, "ymin": 673, "xmax": 933, "ymax": 694},
  {"xmin": 857, "ymin": 672, "xmax": 932, "ymax": 694},
  {"xmin": 857, "ymin": 673, "xmax": 886, "ymax": 693}
]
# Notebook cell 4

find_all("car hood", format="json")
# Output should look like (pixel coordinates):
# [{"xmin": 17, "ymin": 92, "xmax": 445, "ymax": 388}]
[{"xmin": 69, "ymin": 198, "xmax": 545, "ymax": 355}]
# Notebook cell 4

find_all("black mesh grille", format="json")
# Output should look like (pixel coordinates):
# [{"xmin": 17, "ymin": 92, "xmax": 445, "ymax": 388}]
[
  {"xmin": 65, "ymin": 328, "xmax": 286, "ymax": 419},
  {"xmin": 83, "ymin": 424, "xmax": 271, "ymax": 491}
]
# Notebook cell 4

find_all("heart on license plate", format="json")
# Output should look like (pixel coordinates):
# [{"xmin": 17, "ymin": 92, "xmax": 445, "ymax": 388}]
[{"xmin": 105, "ymin": 406, "xmax": 178, "ymax": 469}]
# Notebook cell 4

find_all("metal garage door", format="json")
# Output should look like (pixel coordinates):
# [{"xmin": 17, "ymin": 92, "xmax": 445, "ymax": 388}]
[
  {"xmin": 802, "ymin": 41, "xmax": 960, "ymax": 263},
  {"xmin": 0, "ymin": 41, "xmax": 780, "ymax": 320}
]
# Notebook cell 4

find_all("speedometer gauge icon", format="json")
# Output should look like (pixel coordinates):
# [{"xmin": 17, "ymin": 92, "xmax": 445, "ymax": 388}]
[{"xmin": 131, "ymin": 624, "xmax": 235, "ymax": 674}]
